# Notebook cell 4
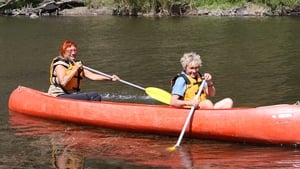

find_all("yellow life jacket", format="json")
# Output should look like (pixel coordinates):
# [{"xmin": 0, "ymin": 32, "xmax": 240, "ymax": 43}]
[
  {"xmin": 49, "ymin": 56, "xmax": 83, "ymax": 93},
  {"xmin": 183, "ymin": 74, "xmax": 207, "ymax": 102}
]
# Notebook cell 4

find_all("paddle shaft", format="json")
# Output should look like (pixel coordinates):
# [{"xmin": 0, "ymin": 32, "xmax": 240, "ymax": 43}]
[
  {"xmin": 83, "ymin": 65, "xmax": 172, "ymax": 105},
  {"xmin": 174, "ymin": 80, "xmax": 206, "ymax": 147},
  {"xmin": 83, "ymin": 65, "xmax": 145, "ymax": 91}
]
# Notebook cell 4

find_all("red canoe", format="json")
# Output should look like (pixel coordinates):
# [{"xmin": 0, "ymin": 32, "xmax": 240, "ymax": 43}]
[{"xmin": 8, "ymin": 86, "xmax": 300, "ymax": 145}]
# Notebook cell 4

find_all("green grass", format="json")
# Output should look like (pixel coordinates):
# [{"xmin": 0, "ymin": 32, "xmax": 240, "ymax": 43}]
[{"xmin": 4, "ymin": 0, "xmax": 300, "ymax": 14}]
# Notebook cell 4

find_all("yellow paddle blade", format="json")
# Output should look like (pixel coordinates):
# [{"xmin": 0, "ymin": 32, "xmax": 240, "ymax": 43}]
[
  {"xmin": 166, "ymin": 146, "xmax": 177, "ymax": 152},
  {"xmin": 145, "ymin": 87, "xmax": 171, "ymax": 105}
]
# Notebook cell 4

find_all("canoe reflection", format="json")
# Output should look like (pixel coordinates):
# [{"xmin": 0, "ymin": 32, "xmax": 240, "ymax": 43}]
[
  {"xmin": 52, "ymin": 144, "xmax": 85, "ymax": 169},
  {"xmin": 9, "ymin": 111, "xmax": 190, "ymax": 168},
  {"xmin": 9, "ymin": 111, "xmax": 300, "ymax": 169}
]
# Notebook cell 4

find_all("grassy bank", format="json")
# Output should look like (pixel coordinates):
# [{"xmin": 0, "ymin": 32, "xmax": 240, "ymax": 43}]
[
  {"xmin": 90, "ymin": 0, "xmax": 300, "ymax": 16},
  {"xmin": 2, "ymin": 0, "xmax": 300, "ymax": 16}
]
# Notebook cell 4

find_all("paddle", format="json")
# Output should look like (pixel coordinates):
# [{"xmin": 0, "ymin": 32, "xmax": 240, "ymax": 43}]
[
  {"xmin": 167, "ymin": 79, "xmax": 206, "ymax": 151},
  {"xmin": 83, "ymin": 65, "xmax": 172, "ymax": 105}
]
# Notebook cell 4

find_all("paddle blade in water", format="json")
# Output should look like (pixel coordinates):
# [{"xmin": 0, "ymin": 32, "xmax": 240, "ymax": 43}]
[{"xmin": 145, "ymin": 87, "xmax": 171, "ymax": 105}]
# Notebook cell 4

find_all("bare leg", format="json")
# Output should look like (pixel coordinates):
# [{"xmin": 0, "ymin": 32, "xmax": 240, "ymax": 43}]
[
  {"xmin": 199, "ymin": 99, "xmax": 214, "ymax": 109},
  {"xmin": 214, "ymin": 98, "xmax": 233, "ymax": 109}
]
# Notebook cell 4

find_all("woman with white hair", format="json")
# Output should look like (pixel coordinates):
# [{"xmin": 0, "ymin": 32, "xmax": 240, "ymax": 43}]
[{"xmin": 170, "ymin": 52, "xmax": 233, "ymax": 109}]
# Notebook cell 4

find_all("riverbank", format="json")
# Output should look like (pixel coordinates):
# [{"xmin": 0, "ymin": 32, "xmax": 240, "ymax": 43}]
[
  {"xmin": 2, "ymin": 1, "xmax": 300, "ymax": 18},
  {"xmin": 60, "ymin": 2, "xmax": 299, "ymax": 17},
  {"xmin": 61, "ymin": 4, "xmax": 268, "ymax": 17}
]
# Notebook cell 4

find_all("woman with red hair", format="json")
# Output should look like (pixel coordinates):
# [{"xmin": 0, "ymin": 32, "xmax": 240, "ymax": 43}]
[{"xmin": 48, "ymin": 40, "xmax": 119, "ymax": 101}]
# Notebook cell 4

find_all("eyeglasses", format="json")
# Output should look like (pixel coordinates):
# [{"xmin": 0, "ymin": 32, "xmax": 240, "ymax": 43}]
[
  {"xmin": 66, "ymin": 48, "xmax": 78, "ymax": 53},
  {"xmin": 187, "ymin": 66, "xmax": 200, "ymax": 70}
]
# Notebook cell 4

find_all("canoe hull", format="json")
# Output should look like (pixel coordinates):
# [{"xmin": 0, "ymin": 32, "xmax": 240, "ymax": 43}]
[{"xmin": 8, "ymin": 86, "xmax": 300, "ymax": 144}]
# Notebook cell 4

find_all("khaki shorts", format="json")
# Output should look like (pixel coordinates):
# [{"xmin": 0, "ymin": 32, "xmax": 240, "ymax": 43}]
[{"xmin": 48, "ymin": 85, "xmax": 65, "ymax": 97}]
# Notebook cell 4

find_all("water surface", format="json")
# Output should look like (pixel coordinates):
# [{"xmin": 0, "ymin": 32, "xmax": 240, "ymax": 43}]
[{"xmin": 0, "ymin": 15, "xmax": 300, "ymax": 168}]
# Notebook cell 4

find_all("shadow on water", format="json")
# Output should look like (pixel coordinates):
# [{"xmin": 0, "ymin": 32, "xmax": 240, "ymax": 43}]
[{"xmin": 8, "ymin": 112, "xmax": 300, "ymax": 169}]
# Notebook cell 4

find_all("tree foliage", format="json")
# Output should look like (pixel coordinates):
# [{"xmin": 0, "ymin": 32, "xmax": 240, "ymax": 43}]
[
  {"xmin": 13, "ymin": 0, "xmax": 42, "ymax": 8},
  {"xmin": 111, "ymin": 0, "xmax": 300, "ymax": 15},
  {"xmin": 2, "ymin": 0, "xmax": 300, "ymax": 14}
]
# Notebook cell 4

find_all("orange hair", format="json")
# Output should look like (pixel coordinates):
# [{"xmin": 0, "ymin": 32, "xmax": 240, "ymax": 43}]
[{"xmin": 60, "ymin": 40, "xmax": 77, "ymax": 56}]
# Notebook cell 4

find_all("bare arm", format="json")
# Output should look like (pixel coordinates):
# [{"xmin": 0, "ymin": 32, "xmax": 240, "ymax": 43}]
[
  {"xmin": 83, "ymin": 68, "xmax": 120, "ymax": 82},
  {"xmin": 55, "ymin": 64, "xmax": 81, "ymax": 87},
  {"xmin": 170, "ymin": 94, "xmax": 199, "ymax": 108},
  {"xmin": 206, "ymin": 82, "xmax": 216, "ymax": 96},
  {"xmin": 83, "ymin": 68, "xmax": 111, "ymax": 81},
  {"xmin": 203, "ymin": 73, "xmax": 215, "ymax": 96}
]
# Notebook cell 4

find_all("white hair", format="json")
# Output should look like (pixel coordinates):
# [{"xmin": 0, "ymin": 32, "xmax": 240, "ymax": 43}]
[{"xmin": 180, "ymin": 52, "xmax": 202, "ymax": 69}]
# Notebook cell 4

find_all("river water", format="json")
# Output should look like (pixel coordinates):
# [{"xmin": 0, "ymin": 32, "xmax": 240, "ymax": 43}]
[{"xmin": 0, "ymin": 15, "xmax": 300, "ymax": 168}]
